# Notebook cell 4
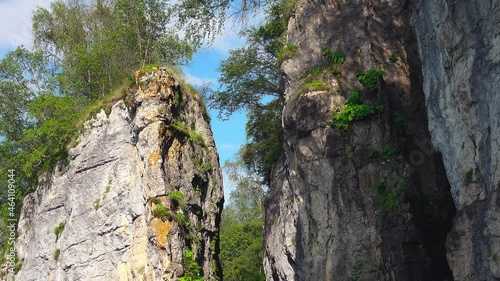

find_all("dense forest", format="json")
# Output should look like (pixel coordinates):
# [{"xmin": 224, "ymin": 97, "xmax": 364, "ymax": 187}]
[{"xmin": 0, "ymin": 0, "xmax": 295, "ymax": 279}]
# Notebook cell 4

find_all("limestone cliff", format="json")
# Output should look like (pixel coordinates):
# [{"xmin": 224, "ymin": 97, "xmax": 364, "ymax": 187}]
[
  {"xmin": 264, "ymin": 0, "xmax": 498, "ymax": 280},
  {"xmin": 415, "ymin": 1, "xmax": 500, "ymax": 279},
  {"xmin": 13, "ymin": 67, "xmax": 223, "ymax": 281}
]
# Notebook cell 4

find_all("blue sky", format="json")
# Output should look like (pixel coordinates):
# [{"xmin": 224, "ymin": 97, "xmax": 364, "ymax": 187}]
[{"xmin": 0, "ymin": 0, "xmax": 254, "ymax": 199}]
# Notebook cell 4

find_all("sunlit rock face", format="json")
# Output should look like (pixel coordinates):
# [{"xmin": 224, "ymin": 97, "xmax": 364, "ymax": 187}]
[
  {"xmin": 15, "ymin": 67, "xmax": 223, "ymax": 281},
  {"xmin": 264, "ymin": 0, "xmax": 498, "ymax": 280}
]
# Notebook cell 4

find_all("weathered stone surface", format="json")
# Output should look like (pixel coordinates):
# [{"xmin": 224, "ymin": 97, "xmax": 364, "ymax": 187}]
[
  {"xmin": 264, "ymin": 0, "xmax": 457, "ymax": 280},
  {"xmin": 13, "ymin": 68, "xmax": 223, "ymax": 281},
  {"xmin": 415, "ymin": 1, "xmax": 500, "ymax": 279}
]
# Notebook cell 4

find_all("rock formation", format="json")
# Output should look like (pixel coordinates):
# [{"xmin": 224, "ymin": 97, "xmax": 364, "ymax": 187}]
[
  {"xmin": 264, "ymin": 0, "xmax": 499, "ymax": 280},
  {"xmin": 14, "ymin": 67, "xmax": 223, "ymax": 281}
]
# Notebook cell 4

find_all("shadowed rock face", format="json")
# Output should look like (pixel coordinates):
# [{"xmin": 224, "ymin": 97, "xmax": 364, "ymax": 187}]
[
  {"xmin": 264, "ymin": 0, "xmax": 498, "ymax": 280},
  {"xmin": 14, "ymin": 68, "xmax": 223, "ymax": 281},
  {"xmin": 415, "ymin": 1, "xmax": 500, "ymax": 280}
]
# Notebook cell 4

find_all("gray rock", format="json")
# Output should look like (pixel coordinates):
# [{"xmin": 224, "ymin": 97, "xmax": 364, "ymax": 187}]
[
  {"xmin": 13, "ymin": 68, "xmax": 223, "ymax": 281},
  {"xmin": 415, "ymin": 0, "xmax": 500, "ymax": 279},
  {"xmin": 265, "ymin": 0, "xmax": 461, "ymax": 280}
]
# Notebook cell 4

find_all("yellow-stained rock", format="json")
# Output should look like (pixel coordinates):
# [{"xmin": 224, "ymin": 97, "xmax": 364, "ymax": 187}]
[
  {"xmin": 151, "ymin": 218, "xmax": 172, "ymax": 247},
  {"xmin": 149, "ymin": 150, "xmax": 161, "ymax": 167}
]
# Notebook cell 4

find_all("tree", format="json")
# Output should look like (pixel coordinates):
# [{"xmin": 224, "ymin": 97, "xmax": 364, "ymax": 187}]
[
  {"xmin": 32, "ymin": 0, "xmax": 195, "ymax": 100},
  {"xmin": 206, "ymin": 0, "xmax": 298, "ymax": 182},
  {"xmin": 172, "ymin": 0, "xmax": 266, "ymax": 46},
  {"xmin": 220, "ymin": 157, "xmax": 266, "ymax": 281}
]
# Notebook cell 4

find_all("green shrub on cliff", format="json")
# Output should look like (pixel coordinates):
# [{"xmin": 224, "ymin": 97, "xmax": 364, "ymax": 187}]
[
  {"xmin": 357, "ymin": 68, "xmax": 386, "ymax": 91},
  {"xmin": 179, "ymin": 249, "xmax": 204, "ymax": 281},
  {"xmin": 329, "ymin": 91, "xmax": 375, "ymax": 131}
]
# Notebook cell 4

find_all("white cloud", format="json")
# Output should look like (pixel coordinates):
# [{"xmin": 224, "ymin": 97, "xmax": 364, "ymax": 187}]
[
  {"xmin": 0, "ymin": 0, "xmax": 54, "ymax": 49},
  {"xmin": 183, "ymin": 72, "xmax": 218, "ymax": 88}
]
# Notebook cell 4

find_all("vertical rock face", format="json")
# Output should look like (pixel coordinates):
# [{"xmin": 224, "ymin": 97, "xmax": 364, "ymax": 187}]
[
  {"xmin": 415, "ymin": 1, "xmax": 500, "ymax": 280},
  {"xmin": 264, "ymin": 0, "xmax": 456, "ymax": 280},
  {"xmin": 14, "ymin": 68, "xmax": 223, "ymax": 281},
  {"xmin": 263, "ymin": 0, "xmax": 499, "ymax": 279}
]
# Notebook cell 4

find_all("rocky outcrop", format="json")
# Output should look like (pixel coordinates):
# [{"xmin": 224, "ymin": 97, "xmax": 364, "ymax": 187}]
[
  {"xmin": 415, "ymin": 1, "xmax": 500, "ymax": 280},
  {"xmin": 264, "ymin": 0, "xmax": 456, "ymax": 280},
  {"xmin": 264, "ymin": 0, "xmax": 498, "ymax": 280},
  {"xmin": 13, "ymin": 67, "xmax": 223, "ymax": 281}
]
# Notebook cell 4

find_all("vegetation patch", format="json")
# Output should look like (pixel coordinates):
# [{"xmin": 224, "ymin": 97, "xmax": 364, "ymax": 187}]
[
  {"xmin": 54, "ymin": 249, "xmax": 61, "ymax": 261},
  {"xmin": 152, "ymin": 203, "xmax": 172, "ymax": 221},
  {"xmin": 377, "ymin": 180, "xmax": 406, "ymax": 214},
  {"xmin": 194, "ymin": 159, "xmax": 213, "ymax": 174},
  {"xmin": 357, "ymin": 68, "xmax": 386, "ymax": 91},
  {"xmin": 464, "ymin": 168, "xmax": 474, "ymax": 184},
  {"xmin": 170, "ymin": 121, "xmax": 206, "ymax": 147},
  {"xmin": 348, "ymin": 262, "xmax": 364, "ymax": 281},
  {"xmin": 167, "ymin": 191, "xmax": 185, "ymax": 207},
  {"xmin": 323, "ymin": 49, "xmax": 345, "ymax": 64},
  {"xmin": 54, "ymin": 221, "xmax": 66, "ymax": 240},
  {"xmin": 369, "ymin": 148, "xmax": 379, "ymax": 158},
  {"xmin": 176, "ymin": 212, "xmax": 190, "ymax": 227},
  {"xmin": 150, "ymin": 197, "xmax": 162, "ymax": 205},
  {"xmin": 382, "ymin": 144, "xmax": 397, "ymax": 157},
  {"xmin": 298, "ymin": 67, "xmax": 331, "ymax": 94},
  {"xmin": 179, "ymin": 248, "xmax": 203, "ymax": 281},
  {"xmin": 393, "ymin": 112, "xmax": 405, "ymax": 125},
  {"xmin": 277, "ymin": 44, "xmax": 297, "ymax": 64},
  {"xmin": 389, "ymin": 53, "xmax": 398, "ymax": 63},
  {"xmin": 328, "ymin": 91, "xmax": 375, "ymax": 131}
]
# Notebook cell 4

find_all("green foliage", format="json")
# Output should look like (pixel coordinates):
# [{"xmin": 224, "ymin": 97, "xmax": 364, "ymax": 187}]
[
  {"xmin": 152, "ymin": 203, "xmax": 172, "ymax": 221},
  {"xmin": 242, "ymin": 99, "xmax": 283, "ymax": 182},
  {"xmin": 220, "ymin": 157, "xmax": 265, "ymax": 281},
  {"xmin": 149, "ymin": 197, "xmax": 161, "ymax": 205},
  {"xmin": 54, "ymin": 221, "xmax": 66, "ymax": 239},
  {"xmin": 176, "ymin": 212, "xmax": 190, "ymax": 227},
  {"xmin": 300, "ymin": 67, "xmax": 330, "ymax": 94},
  {"xmin": 277, "ymin": 44, "xmax": 297, "ymax": 64},
  {"xmin": 389, "ymin": 53, "xmax": 398, "ymax": 63},
  {"xmin": 54, "ymin": 249, "xmax": 61, "ymax": 261},
  {"xmin": 377, "ymin": 180, "xmax": 406, "ymax": 214},
  {"xmin": 357, "ymin": 68, "xmax": 386, "ymax": 91},
  {"xmin": 33, "ymin": 0, "xmax": 194, "ymax": 100},
  {"xmin": 464, "ymin": 169, "xmax": 474, "ymax": 184},
  {"xmin": 376, "ymin": 181, "xmax": 387, "ymax": 194},
  {"xmin": 330, "ymin": 67, "xmax": 342, "ymax": 76},
  {"xmin": 369, "ymin": 149, "xmax": 379, "ymax": 158},
  {"xmin": 329, "ymin": 91, "xmax": 375, "ymax": 131},
  {"xmin": 207, "ymin": 0, "xmax": 292, "ymax": 182},
  {"xmin": 492, "ymin": 253, "xmax": 498, "ymax": 262},
  {"xmin": 167, "ymin": 191, "xmax": 185, "ymax": 203},
  {"xmin": 345, "ymin": 91, "xmax": 364, "ymax": 106},
  {"xmin": 393, "ymin": 112, "xmax": 405, "ymax": 125},
  {"xmin": 382, "ymin": 144, "xmax": 397, "ymax": 156},
  {"xmin": 179, "ymin": 249, "xmax": 203, "ymax": 281},
  {"xmin": 323, "ymin": 49, "xmax": 345, "ymax": 64},
  {"xmin": 189, "ymin": 131, "xmax": 206, "ymax": 146},
  {"xmin": 348, "ymin": 262, "xmax": 364, "ymax": 281},
  {"xmin": 170, "ymin": 121, "xmax": 206, "ymax": 146}
]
